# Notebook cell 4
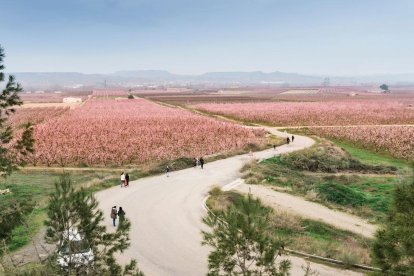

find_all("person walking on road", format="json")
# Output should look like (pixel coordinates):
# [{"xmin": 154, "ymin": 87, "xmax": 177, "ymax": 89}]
[
  {"xmin": 118, "ymin": 207, "xmax": 126, "ymax": 224},
  {"xmin": 286, "ymin": 137, "xmax": 290, "ymax": 145},
  {"xmin": 111, "ymin": 206, "xmax": 118, "ymax": 226},
  {"xmin": 273, "ymin": 144, "xmax": 276, "ymax": 150},
  {"xmin": 193, "ymin": 158, "xmax": 197, "ymax": 168},
  {"xmin": 125, "ymin": 173, "xmax": 130, "ymax": 187},
  {"xmin": 120, "ymin": 172, "xmax": 125, "ymax": 187},
  {"xmin": 292, "ymin": 135, "xmax": 295, "ymax": 142},
  {"xmin": 199, "ymin": 157, "xmax": 205, "ymax": 169},
  {"xmin": 166, "ymin": 165, "xmax": 170, "ymax": 177}
]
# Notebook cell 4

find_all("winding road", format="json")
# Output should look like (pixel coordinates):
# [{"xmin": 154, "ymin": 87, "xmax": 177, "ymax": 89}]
[{"xmin": 96, "ymin": 129, "xmax": 369, "ymax": 275}]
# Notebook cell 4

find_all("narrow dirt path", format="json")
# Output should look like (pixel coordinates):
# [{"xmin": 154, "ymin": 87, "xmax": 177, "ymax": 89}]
[
  {"xmin": 234, "ymin": 181, "xmax": 376, "ymax": 238},
  {"xmin": 232, "ymin": 127, "xmax": 377, "ymax": 239}
]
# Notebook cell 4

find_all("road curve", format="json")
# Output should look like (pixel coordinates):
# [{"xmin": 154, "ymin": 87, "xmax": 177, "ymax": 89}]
[{"xmin": 95, "ymin": 130, "xmax": 361, "ymax": 275}]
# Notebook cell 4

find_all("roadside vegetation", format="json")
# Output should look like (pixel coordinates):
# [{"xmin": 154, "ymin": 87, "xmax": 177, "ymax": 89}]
[
  {"xmin": 203, "ymin": 189, "xmax": 292, "ymax": 275},
  {"xmin": 240, "ymin": 140, "xmax": 408, "ymax": 222},
  {"xmin": 372, "ymin": 173, "xmax": 414, "ymax": 275},
  {"xmin": 1, "ymin": 175, "xmax": 144, "ymax": 275},
  {"xmin": 0, "ymin": 45, "xmax": 35, "ymax": 262},
  {"xmin": 206, "ymin": 188, "xmax": 373, "ymax": 267},
  {"xmin": 0, "ymin": 170, "xmax": 121, "ymax": 253}
]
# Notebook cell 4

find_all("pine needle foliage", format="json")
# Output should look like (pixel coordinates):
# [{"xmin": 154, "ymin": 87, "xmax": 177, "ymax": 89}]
[
  {"xmin": 372, "ymin": 170, "xmax": 414, "ymax": 275},
  {"xmin": 202, "ymin": 194, "xmax": 291, "ymax": 275},
  {"xmin": 45, "ymin": 174, "xmax": 144, "ymax": 275}
]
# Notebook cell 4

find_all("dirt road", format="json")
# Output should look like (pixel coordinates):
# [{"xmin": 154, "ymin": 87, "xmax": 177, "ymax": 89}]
[
  {"xmin": 235, "ymin": 182, "xmax": 376, "ymax": 238},
  {"xmin": 96, "ymin": 130, "xmax": 366, "ymax": 275}
]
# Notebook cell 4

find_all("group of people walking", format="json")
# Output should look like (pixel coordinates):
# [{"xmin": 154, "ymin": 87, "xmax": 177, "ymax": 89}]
[
  {"xmin": 165, "ymin": 157, "xmax": 205, "ymax": 178},
  {"xmin": 112, "ymin": 134, "xmax": 297, "ymax": 226},
  {"xmin": 193, "ymin": 157, "xmax": 205, "ymax": 169},
  {"xmin": 110, "ymin": 206, "xmax": 126, "ymax": 227},
  {"xmin": 120, "ymin": 172, "xmax": 130, "ymax": 187}
]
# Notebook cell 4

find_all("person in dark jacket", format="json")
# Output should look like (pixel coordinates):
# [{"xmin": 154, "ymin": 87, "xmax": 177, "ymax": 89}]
[
  {"xmin": 286, "ymin": 137, "xmax": 290, "ymax": 144},
  {"xmin": 199, "ymin": 157, "xmax": 205, "ymax": 169},
  {"xmin": 125, "ymin": 173, "xmax": 130, "ymax": 187},
  {"xmin": 291, "ymin": 135, "xmax": 295, "ymax": 142},
  {"xmin": 118, "ymin": 207, "xmax": 126, "ymax": 224}
]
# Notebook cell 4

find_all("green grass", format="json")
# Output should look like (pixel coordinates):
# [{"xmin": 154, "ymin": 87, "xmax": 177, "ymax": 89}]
[
  {"xmin": 241, "ymin": 141, "xmax": 406, "ymax": 222},
  {"xmin": 0, "ymin": 169, "xmax": 122, "ymax": 252},
  {"xmin": 334, "ymin": 140, "xmax": 411, "ymax": 170},
  {"xmin": 7, "ymin": 208, "xmax": 47, "ymax": 252},
  {"xmin": 286, "ymin": 127, "xmax": 412, "ymax": 171}
]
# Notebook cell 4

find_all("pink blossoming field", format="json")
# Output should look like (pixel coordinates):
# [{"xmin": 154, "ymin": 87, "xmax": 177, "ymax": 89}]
[
  {"xmin": 310, "ymin": 126, "xmax": 414, "ymax": 160},
  {"xmin": 29, "ymin": 99, "xmax": 266, "ymax": 166},
  {"xmin": 192, "ymin": 99, "xmax": 414, "ymax": 160},
  {"xmin": 10, "ymin": 107, "xmax": 69, "ymax": 128},
  {"xmin": 92, "ymin": 90, "xmax": 127, "ymax": 97},
  {"xmin": 192, "ymin": 100, "xmax": 414, "ymax": 126}
]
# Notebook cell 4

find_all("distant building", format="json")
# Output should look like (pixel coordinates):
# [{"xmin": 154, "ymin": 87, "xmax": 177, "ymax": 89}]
[{"xmin": 63, "ymin": 97, "xmax": 82, "ymax": 103}]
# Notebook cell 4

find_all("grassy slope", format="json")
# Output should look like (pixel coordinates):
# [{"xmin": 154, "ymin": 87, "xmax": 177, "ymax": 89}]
[
  {"xmin": 207, "ymin": 189, "xmax": 372, "ymax": 265},
  {"xmin": 286, "ymin": 127, "xmax": 413, "ymax": 166},
  {"xmin": 333, "ymin": 140, "xmax": 411, "ymax": 170},
  {"xmin": 241, "ymin": 140, "xmax": 408, "ymax": 222},
  {"xmin": 0, "ymin": 170, "xmax": 121, "ymax": 251}
]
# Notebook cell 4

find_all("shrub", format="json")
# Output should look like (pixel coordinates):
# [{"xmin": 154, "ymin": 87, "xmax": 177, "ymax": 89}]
[
  {"xmin": 281, "ymin": 142, "xmax": 396, "ymax": 173},
  {"xmin": 0, "ymin": 186, "xmax": 34, "ymax": 250},
  {"xmin": 209, "ymin": 186, "xmax": 222, "ymax": 197},
  {"xmin": 372, "ymin": 173, "xmax": 414, "ymax": 275}
]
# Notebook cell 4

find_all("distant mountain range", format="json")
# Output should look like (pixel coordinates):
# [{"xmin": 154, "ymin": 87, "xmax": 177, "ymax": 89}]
[{"xmin": 9, "ymin": 70, "xmax": 414, "ymax": 89}]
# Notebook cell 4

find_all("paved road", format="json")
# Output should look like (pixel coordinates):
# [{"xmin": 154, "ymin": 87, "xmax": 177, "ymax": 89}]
[{"xmin": 96, "ymin": 130, "xmax": 362, "ymax": 275}]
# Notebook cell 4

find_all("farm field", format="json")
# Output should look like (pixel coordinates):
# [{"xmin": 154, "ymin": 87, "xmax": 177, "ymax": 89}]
[
  {"xmin": 144, "ymin": 94, "xmax": 269, "ymax": 105},
  {"xmin": 29, "ymin": 98, "xmax": 267, "ymax": 167},
  {"xmin": 309, "ymin": 125, "xmax": 414, "ymax": 160},
  {"xmin": 92, "ymin": 89, "xmax": 127, "ymax": 97},
  {"xmin": 20, "ymin": 91, "xmax": 90, "ymax": 103},
  {"xmin": 192, "ymin": 98, "xmax": 414, "ymax": 126},
  {"xmin": 10, "ymin": 107, "xmax": 69, "ymax": 128}
]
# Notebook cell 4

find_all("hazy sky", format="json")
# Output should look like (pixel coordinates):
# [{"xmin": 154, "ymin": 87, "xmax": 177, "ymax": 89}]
[{"xmin": 1, "ymin": 0, "xmax": 413, "ymax": 75}]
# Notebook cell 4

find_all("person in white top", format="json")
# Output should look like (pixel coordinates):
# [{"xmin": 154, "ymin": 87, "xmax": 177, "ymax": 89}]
[{"xmin": 120, "ymin": 172, "xmax": 126, "ymax": 187}]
